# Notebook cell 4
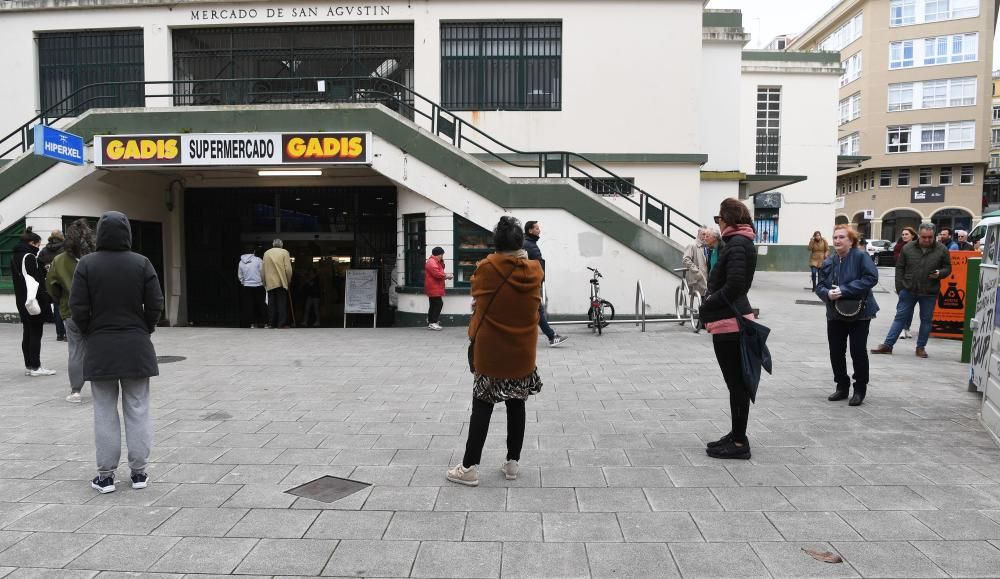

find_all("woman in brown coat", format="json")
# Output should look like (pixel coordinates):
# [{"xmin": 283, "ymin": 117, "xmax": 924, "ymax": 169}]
[
  {"xmin": 448, "ymin": 216, "xmax": 544, "ymax": 487},
  {"xmin": 808, "ymin": 231, "xmax": 829, "ymax": 291}
]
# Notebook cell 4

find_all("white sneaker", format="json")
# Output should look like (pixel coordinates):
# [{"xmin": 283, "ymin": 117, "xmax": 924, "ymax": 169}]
[
  {"xmin": 428, "ymin": 323, "xmax": 443, "ymax": 331},
  {"xmin": 501, "ymin": 459, "xmax": 519, "ymax": 480},
  {"xmin": 901, "ymin": 329, "xmax": 912, "ymax": 340},
  {"xmin": 24, "ymin": 368, "xmax": 30, "ymax": 376},
  {"xmin": 65, "ymin": 392, "xmax": 82, "ymax": 403},
  {"xmin": 446, "ymin": 463, "xmax": 479, "ymax": 486},
  {"xmin": 29, "ymin": 368, "xmax": 56, "ymax": 377}
]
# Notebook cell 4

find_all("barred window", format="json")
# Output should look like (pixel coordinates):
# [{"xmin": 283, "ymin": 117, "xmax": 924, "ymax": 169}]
[
  {"xmin": 574, "ymin": 177, "xmax": 635, "ymax": 197},
  {"xmin": 441, "ymin": 21, "xmax": 561, "ymax": 111},
  {"xmin": 37, "ymin": 29, "xmax": 145, "ymax": 116},
  {"xmin": 755, "ymin": 87, "xmax": 781, "ymax": 175}
]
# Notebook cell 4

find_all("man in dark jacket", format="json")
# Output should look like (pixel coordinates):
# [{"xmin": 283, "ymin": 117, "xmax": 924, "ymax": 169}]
[
  {"xmin": 872, "ymin": 222, "xmax": 950, "ymax": 358},
  {"xmin": 71, "ymin": 211, "xmax": 163, "ymax": 494},
  {"xmin": 523, "ymin": 221, "xmax": 567, "ymax": 347},
  {"xmin": 38, "ymin": 230, "xmax": 67, "ymax": 341}
]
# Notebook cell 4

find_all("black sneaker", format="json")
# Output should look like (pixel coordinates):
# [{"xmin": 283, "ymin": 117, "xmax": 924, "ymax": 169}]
[
  {"xmin": 56, "ymin": 335, "xmax": 67, "ymax": 342},
  {"xmin": 91, "ymin": 476, "xmax": 116, "ymax": 494},
  {"xmin": 130, "ymin": 472, "xmax": 148, "ymax": 489},
  {"xmin": 706, "ymin": 440, "xmax": 751, "ymax": 460},
  {"xmin": 706, "ymin": 432, "xmax": 733, "ymax": 449},
  {"xmin": 549, "ymin": 335, "xmax": 568, "ymax": 347}
]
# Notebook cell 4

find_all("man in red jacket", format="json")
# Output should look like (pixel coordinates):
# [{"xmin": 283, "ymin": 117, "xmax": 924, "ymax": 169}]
[{"xmin": 425, "ymin": 246, "xmax": 452, "ymax": 330}]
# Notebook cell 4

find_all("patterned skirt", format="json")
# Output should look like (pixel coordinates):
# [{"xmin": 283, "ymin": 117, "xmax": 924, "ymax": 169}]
[{"xmin": 472, "ymin": 368, "xmax": 543, "ymax": 404}]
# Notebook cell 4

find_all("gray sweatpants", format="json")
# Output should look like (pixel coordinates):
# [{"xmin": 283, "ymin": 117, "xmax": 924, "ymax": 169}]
[
  {"xmin": 92, "ymin": 378, "xmax": 151, "ymax": 479},
  {"xmin": 64, "ymin": 318, "xmax": 86, "ymax": 393}
]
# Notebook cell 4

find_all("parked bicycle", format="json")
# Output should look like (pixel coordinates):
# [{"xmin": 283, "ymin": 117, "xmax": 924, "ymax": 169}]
[
  {"xmin": 586, "ymin": 267, "xmax": 615, "ymax": 335},
  {"xmin": 672, "ymin": 268, "xmax": 702, "ymax": 334}
]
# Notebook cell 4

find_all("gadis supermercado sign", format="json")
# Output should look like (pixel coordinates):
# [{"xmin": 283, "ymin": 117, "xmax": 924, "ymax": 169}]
[{"xmin": 93, "ymin": 132, "xmax": 372, "ymax": 167}]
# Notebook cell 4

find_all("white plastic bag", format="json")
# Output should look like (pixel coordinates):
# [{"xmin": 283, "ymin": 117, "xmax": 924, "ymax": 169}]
[{"xmin": 21, "ymin": 253, "xmax": 41, "ymax": 316}]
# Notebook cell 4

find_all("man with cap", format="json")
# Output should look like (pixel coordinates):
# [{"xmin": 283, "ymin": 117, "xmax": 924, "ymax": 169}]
[{"xmin": 425, "ymin": 246, "xmax": 452, "ymax": 330}]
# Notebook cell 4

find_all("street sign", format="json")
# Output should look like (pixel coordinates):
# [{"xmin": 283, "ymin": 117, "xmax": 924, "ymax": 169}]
[{"xmin": 32, "ymin": 124, "xmax": 84, "ymax": 166}]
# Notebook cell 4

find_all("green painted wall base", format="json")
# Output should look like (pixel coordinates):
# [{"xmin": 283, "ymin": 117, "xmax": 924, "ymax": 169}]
[{"xmin": 756, "ymin": 245, "xmax": 810, "ymax": 272}]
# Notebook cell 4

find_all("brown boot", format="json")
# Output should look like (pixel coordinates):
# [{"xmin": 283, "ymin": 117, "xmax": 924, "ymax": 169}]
[
  {"xmin": 915, "ymin": 347, "xmax": 928, "ymax": 358},
  {"xmin": 870, "ymin": 344, "xmax": 893, "ymax": 354}
]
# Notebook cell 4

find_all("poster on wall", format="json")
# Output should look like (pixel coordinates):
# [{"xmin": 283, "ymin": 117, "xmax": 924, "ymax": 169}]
[{"xmin": 932, "ymin": 251, "xmax": 978, "ymax": 339}]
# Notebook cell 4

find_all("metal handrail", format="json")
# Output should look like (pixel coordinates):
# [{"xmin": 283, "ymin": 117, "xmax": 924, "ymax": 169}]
[
  {"xmin": 0, "ymin": 76, "xmax": 700, "ymax": 239},
  {"xmin": 635, "ymin": 280, "xmax": 647, "ymax": 332}
]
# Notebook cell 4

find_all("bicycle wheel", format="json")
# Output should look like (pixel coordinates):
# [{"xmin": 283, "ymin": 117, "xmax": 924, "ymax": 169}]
[
  {"xmin": 599, "ymin": 300, "xmax": 615, "ymax": 325},
  {"xmin": 595, "ymin": 309, "xmax": 604, "ymax": 335},
  {"xmin": 587, "ymin": 305, "xmax": 598, "ymax": 333},
  {"xmin": 674, "ymin": 286, "xmax": 687, "ymax": 325},
  {"xmin": 689, "ymin": 292, "xmax": 702, "ymax": 334}
]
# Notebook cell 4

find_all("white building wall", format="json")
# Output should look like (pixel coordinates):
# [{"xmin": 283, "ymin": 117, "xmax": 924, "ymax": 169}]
[
  {"xmin": 740, "ymin": 67, "xmax": 839, "ymax": 244},
  {"xmin": 700, "ymin": 44, "xmax": 743, "ymax": 171}
]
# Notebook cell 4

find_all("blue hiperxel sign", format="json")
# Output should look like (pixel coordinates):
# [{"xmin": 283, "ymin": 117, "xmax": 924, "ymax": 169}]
[{"xmin": 33, "ymin": 124, "xmax": 84, "ymax": 166}]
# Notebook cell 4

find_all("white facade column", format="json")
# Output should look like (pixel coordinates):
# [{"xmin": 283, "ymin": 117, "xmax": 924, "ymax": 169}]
[{"xmin": 143, "ymin": 23, "xmax": 172, "ymax": 108}]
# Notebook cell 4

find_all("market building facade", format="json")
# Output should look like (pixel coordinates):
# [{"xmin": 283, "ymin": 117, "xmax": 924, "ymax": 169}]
[{"xmin": 0, "ymin": 0, "xmax": 840, "ymax": 327}]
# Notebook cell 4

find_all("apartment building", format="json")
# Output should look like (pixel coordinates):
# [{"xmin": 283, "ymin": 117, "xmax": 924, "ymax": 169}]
[
  {"xmin": 988, "ymin": 70, "xmax": 1000, "ymax": 206},
  {"xmin": 790, "ymin": 0, "xmax": 996, "ymax": 241}
]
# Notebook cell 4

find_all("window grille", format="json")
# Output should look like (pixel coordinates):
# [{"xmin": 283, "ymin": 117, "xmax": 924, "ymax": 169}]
[
  {"xmin": 574, "ymin": 177, "xmax": 635, "ymax": 197},
  {"xmin": 755, "ymin": 87, "xmax": 781, "ymax": 175},
  {"xmin": 441, "ymin": 21, "xmax": 561, "ymax": 111}
]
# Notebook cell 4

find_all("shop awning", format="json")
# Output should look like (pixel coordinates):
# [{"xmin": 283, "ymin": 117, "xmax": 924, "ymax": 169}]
[
  {"xmin": 741, "ymin": 174, "xmax": 807, "ymax": 196},
  {"xmin": 837, "ymin": 155, "xmax": 871, "ymax": 171}
]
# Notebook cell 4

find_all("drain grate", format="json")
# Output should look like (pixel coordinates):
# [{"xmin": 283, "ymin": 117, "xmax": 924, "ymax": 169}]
[
  {"xmin": 285, "ymin": 475, "xmax": 372, "ymax": 503},
  {"xmin": 156, "ymin": 355, "xmax": 186, "ymax": 364}
]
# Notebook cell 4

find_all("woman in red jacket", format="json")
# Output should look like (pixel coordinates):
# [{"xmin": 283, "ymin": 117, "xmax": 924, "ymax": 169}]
[{"xmin": 424, "ymin": 247, "xmax": 452, "ymax": 330}]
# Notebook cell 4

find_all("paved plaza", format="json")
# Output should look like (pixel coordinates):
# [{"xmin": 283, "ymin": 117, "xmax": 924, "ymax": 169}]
[{"xmin": 0, "ymin": 272, "xmax": 998, "ymax": 578}]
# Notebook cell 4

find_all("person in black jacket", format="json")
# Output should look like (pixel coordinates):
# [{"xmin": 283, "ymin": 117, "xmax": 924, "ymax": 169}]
[
  {"xmin": 38, "ymin": 230, "xmax": 67, "ymax": 341},
  {"xmin": 699, "ymin": 199, "xmax": 758, "ymax": 460},
  {"xmin": 523, "ymin": 221, "xmax": 567, "ymax": 347},
  {"xmin": 11, "ymin": 227, "xmax": 55, "ymax": 377},
  {"xmin": 70, "ymin": 211, "xmax": 164, "ymax": 494}
]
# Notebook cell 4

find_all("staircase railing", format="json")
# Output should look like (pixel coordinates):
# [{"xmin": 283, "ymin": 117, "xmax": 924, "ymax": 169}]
[{"xmin": 0, "ymin": 76, "xmax": 700, "ymax": 240}]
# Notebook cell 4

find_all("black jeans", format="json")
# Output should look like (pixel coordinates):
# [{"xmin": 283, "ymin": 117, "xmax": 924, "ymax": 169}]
[
  {"xmin": 462, "ymin": 397, "xmax": 526, "ymax": 468},
  {"xmin": 53, "ymin": 306, "xmax": 65, "ymax": 338},
  {"xmin": 713, "ymin": 334, "xmax": 750, "ymax": 445},
  {"xmin": 19, "ymin": 311, "xmax": 43, "ymax": 370},
  {"xmin": 267, "ymin": 287, "xmax": 289, "ymax": 328},
  {"xmin": 428, "ymin": 296, "xmax": 443, "ymax": 324},
  {"xmin": 827, "ymin": 318, "xmax": 871, "ymax": 397},
  {"xmin": 538, "ymin": 304, "xmax": 555, "ymax": 340},
  {"xmin": 241, "ymin": 285, "xmax": 267, "ymax": 327}
]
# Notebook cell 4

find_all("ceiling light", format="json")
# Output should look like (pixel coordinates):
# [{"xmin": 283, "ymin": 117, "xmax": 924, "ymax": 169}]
[{"xmin": 258, "ymin": 169, "xmax": 322, "ymax": 177}]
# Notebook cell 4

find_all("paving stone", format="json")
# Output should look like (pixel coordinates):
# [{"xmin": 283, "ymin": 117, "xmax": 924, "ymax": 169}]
[
  {"xmin": 3, "ymin": 569, "xmax": 98, "ymax": 578},
  {"xmin": 226, "ymin": 508, "xmax": 319, "ymax": 538},
  {"xmin": 540, "ymin": 467, "xmax": 607, "ymax": 488},
  {"xmin": 157, "ymin": 463, "xmax": 235, "ymax": 484},
  {"xmin": 0, "ymin": 532, "xmax": 104, "ymax": 567},
  {"xmin": 361, "ymin": 486, "xmax": 438, "ymax": 511},
  {"xmin": 0, "ymin": 479, "xmax": 53, "ymax": 502},
  {"xmin": 838, "ymin": 510, "xmax": 942, "ymax": 541},
  {"xmin": 542, "ymin": 512, "xmax": 623, "ymax": 542},
  {"xmin": 434, "ymin": 487, "xmax": 506, "ymax": 511},
  {"xmin": 303, "ymin": 510, "xmax": 391, "ymax": 540},
  {"xmin": 347, "ymin": 465, "xmax": 415, "ymax": 486},
  {"xmin": 575, "ymin": 488, "xmax": 650, "ymax": 512},
  {"xmin": 908, "ymin": 484, "xmax": 1000, "ymax": 510},
  {"xmin": 665, "ymin": 466, "xmax": 738, "ymax": 487},
  {"xmin": 644, "ymin": 488, "xmax": 722, "ymax": 511},
  {"xmin": 507, "ymin": 488, "xmax": 578, "ymax": 512},
  {"xmin": 911, "ymin": 510, "xmax": 1000, "ymax": 540},
  {"xmin": 726, "ymin": 465, "xmax": 805, "ymax": 487},
  {"xmin": 787, "ymin": 465, "xmax": 868, "ymax": 486},
  {"xmin": 710, "ymin": 487, "xmax": 795, "ymax": 511},
  {"xmin": 765, "ymin": 511, "xmax": 863, "ymax": 541},
  {"xmin": 67, "ymin": 535, "xmax": 182, "ymax": 572},
  {"xmin": 464, "ymin": 512, "xmax": 543, "ymax": 542},
  {"xmin": 234, "ymin": 538, "xmax": 338, "ymax": 575},
  {"xmin": 152, "ymin": 484, "xmax": 239, "ymax": 508},
  {"xmin": 222, "ymin": 484, "xmax": 297, "ymax": 508},
  {"xmin": 849, "ymin": 464, "xmax": 933, "ymax": 486},
  {"xmin": 831, "ymin": 541, "xmax": 947, "ymax": 578},
  {"xmin": 148, "ymin": 537, "xmax": 259, "ymax": 574},
  {"xmin": 271, "ymin": 449, "xmax": 340, "ymax": 465},
  {"xmin": 843, "ymin": 485, "xmax": 937, "ymax": 510},
  {"xmin": 602, "ymin": 466, "xmax": 672, "ymax": 487},
  {"xmin": 567, "ymin": 449, "xmax": 631, "ymax": 467},
  {"xmin": 909, "ymin": 540, "xmax": 1000, "ymax": 578},
  {"xmin": 586, "ymin": 542, "xmax": 679, "ymax": 578},
  {"xmin": 776, "ymin": 486, "xmax": 868, "ymax": 511},
  {"xmin": 321, "ymin": 539, "xmax": 419, "ymax": 577},
  {"xmin": 499, "ymin": 542, "xmax": 589, "ymax": 578},
  {"xmin": 21, "ymin": 480, "xmax": 104, "ymax": 504},
  {"xmin": 0, "ymin": 502, "xmax": 42, "ymax": 527},
  {"xmin": 617, "ymin": 512, "xmax": 703, "ymax": 542},
  {"xmin": 383, "ymin": 511, "xmax": 466, "ymax": 541},
  {"xmin": 669, "ymin": 542, "xmax": 772, "ymax": 578},
  {"xmin": 750, "ymin": 541, "xmax": 861, "ymax": 578},
  {"xmin": 410, "ymin": 541, "xmax": 501, "ymax": 578},
  {"xmin": 5, "ymin": 503, "xmax": 106, "ymax": 532},
  {"xmin": 622, "ymin": 448, "xmax": 691, "ymax": 466},
  {"xmin": 0, "ymin": 531, "xmax": 28, "ymax": 553},
  {"xmin": 217, "ymin": 464, "xmax": 294, "ymax": 485},
  {"xmin": 691, "ymin": 511, "xmax": 783, "ymax": 542},
  {"xmin": 151, "ymin": 507, "xmax": 248, "ymax": 537},
  {"xmin": 78, "ymin": 506, "xmax": 179, "ymax": 535}
]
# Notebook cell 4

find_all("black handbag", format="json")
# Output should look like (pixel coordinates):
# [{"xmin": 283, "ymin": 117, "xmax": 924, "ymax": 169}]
[
  {"xmin": 831, "ymin": 254, "xmax": 866, "ymax": 321},
  {"xmin": 722, "ymin": 295, "xmax": 772, "ymax": 404},
  {"xmin": 468, "ymin": 261, "xmax": 516, "ymax": 373}
]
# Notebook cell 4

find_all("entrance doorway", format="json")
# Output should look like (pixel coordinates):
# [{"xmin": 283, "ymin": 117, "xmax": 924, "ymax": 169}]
[
  {"xmin": 184, "ymin": 186, "xmax": 396, "ymax": 327},
  {"xmin": 881, "ymin": 209, "xmax": 922, "ymax": 243}
]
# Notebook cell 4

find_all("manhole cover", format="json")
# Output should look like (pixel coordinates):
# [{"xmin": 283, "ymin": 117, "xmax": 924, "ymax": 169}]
[
  {"xmin": 795, "ymin": 300, "xmax": 825, "ymax": 306},
  {"xmin": 285, "ymin": 475, "xmax": 371, "ymax": 503},
  {"xmin": 156, "ymin": 356, "xmax": 186, "ymax": 364}
]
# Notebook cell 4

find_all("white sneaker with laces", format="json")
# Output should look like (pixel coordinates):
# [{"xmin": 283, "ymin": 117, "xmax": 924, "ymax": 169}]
[
  {"xmin": 428, "ymin": 323, "xmax": 443, "ymax": 331},
  {"xmin": 29, "ymin": 368, "xmax": 56, "ymax": 377},
  {"xmin": 66, "ymin": 392, "xmax": 82, "ymax": 403},
  {"xmin": 501, "ymin": 459, "xmax": 519, "ymax": 480},
  {"xmin": 446, "ymin": 463, "xmax": 479, "ymax": 486}
]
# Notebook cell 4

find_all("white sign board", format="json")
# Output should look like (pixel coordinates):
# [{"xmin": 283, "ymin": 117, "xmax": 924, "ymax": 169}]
[{"xmin": 344, "ymin": 269, "xmax": 378, "ymax": 328}]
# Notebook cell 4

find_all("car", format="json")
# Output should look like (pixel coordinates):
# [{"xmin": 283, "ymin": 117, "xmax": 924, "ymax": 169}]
[
  {"xmin": 873, "ymin": 242, "xmax": 898, "ymax": 267},
  {"xmin": 864, "ymin": 239, "xmax": 891, "ymax": 263}
]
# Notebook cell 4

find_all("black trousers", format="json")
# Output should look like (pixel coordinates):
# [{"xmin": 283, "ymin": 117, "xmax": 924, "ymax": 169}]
[
  {"xmin": 428, "ymin": 296, "xmax": 444, "ymax": 324},
  {"xmin": 267, "ymin": 287, "xmax": 289, "ymax": 328},
  {"xmin": 827, "ymin": 318, "xmax": 870, "ymax": 397},
  {"xmin": 19, "ymin": 311, "xmax": 43, "ymax": 369},
  {"xmin": 462, "ymin": 397, "xmax": 526, "ymax": 468},
  {"xmin": 713, "ymin": 335, "xmax": 750, "ymax": 445},
  {"xmin": 241, "ymin": 285, "xmax": 267, "ymax": 327}
]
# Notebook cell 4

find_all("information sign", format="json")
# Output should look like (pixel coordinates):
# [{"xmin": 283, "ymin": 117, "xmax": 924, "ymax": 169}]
[{"xmin": 344, "ymin": 269, "xmax": 378, "ymax": 327}]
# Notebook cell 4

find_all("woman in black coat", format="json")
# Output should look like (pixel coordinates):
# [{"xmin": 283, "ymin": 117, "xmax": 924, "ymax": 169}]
[
  {"xmin": 11, "ymin": 227, "xmax": 55, "ymax": 376},
  {"xmin": 70, "ymin": 211, "xmax": 164, "ymax": 493},
  {"xmin": 698, "ymin": 198, "xmax": 758, "ymax": 460}
]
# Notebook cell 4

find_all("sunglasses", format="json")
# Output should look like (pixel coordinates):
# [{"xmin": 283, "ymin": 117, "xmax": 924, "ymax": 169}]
[{"xmin": 713, "ymin": 216, "xmax": 721, "ymax": 224}]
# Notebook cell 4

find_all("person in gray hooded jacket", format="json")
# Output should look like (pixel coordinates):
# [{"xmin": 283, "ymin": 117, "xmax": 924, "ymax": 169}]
[
  {"xmin": 71, "ymin": 211, "xmax": 163, "ymax": 494},
  {"xmin": 237, "ymin": 247, "xmax": 266, "ymax": 328}
]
